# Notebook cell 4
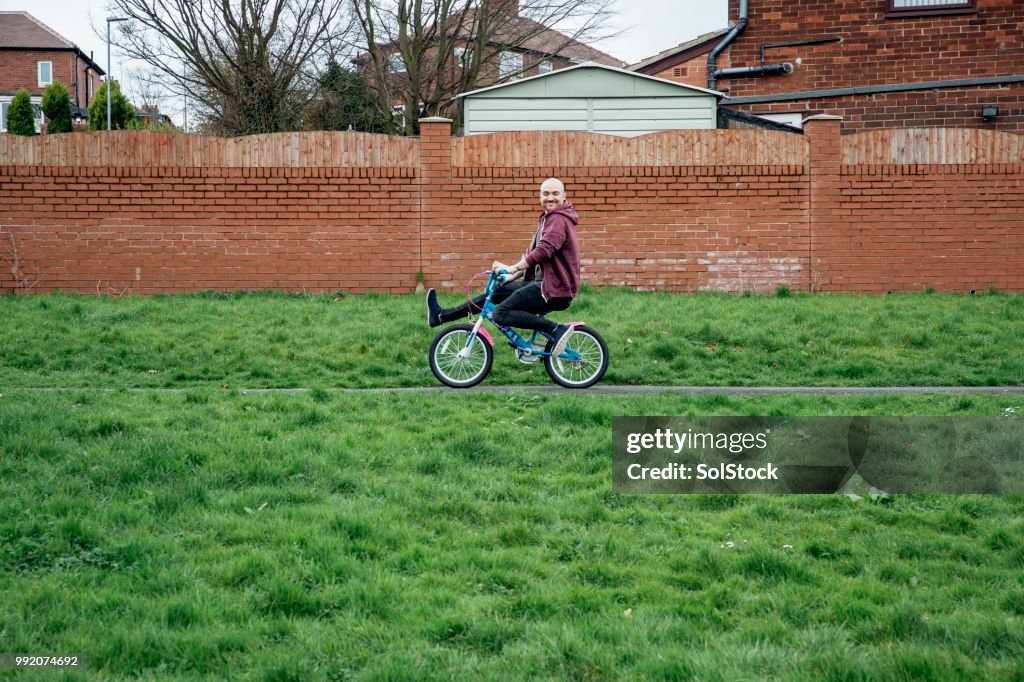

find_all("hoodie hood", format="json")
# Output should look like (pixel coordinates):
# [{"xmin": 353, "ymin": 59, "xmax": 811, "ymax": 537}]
[{"xmin": 541, "ymin": 201, "xmax": 579, "ymax": 224}]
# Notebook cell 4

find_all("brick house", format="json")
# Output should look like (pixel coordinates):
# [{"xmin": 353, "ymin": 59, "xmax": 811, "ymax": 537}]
[
  {"xmin": 0, "ymin": 11, "xmax": 105, "ymax": 132},
  {"xmin": 630, "ymin": 0, "xmax": 1024, "ymax": 133}
]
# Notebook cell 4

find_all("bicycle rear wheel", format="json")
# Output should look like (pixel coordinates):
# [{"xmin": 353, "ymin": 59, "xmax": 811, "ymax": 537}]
[
  {"xmin": 429, "ymin": 324, "xmax": 494, "ymax": 388},
  {"xmin": 544, "ymin": 325, "xmax": 609, "ymax": 389}
]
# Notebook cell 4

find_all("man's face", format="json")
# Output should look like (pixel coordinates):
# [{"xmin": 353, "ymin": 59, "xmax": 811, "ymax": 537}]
[{"xmin": 539, "ymin": 181, "xmax": 565, "ymax": 213}]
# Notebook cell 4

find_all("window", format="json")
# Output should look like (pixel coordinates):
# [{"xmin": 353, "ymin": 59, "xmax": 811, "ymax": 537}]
[
  {"xmin": 499, "ymin": 51, "xmax": 523, "ymax": 79},
  {"xmin": 1, "ymin": 98, "xmax": 44, "ymax": 133},
  {"xmin": 38, "ymin": 61, "xmax": 53, "ymax": 86},
  {"xmin": 886, "ymin": 0, "xmax": 976, "ymax": 16},
  {"xmin": 388, "ymin": 53, "xmax": 406, "ymax": 73},
  {"xmin": 538, "ymin": 60, "xmax": 553, "ymax": 74},
  {"xmin": 454, "ymin": 46, "xmax": 473, "ymax": 68},
  {"xmin": 753, "ymin": 112, "xmax": 804, "ymax": 129}
]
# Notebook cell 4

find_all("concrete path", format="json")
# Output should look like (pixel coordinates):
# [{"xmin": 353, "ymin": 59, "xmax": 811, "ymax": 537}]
[{"xmin": 8, "ymin": 386, "xmax": 1024, "ymax": 394}]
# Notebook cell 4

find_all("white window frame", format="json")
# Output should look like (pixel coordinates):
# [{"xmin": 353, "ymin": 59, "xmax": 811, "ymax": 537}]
[
  {"xmin": 538, "ymin": 60, "xmax": 553, "ymax": 74},
  {"xmin": 753, "ymin": 112, "xmax": 804, "ymax": 129},
  {"xmin": 892, "ymin": 0, "xmax": 971, "ymax": 6},
  {"xmin": 388, "ymin": 53, "xmax": 406, "ymax": 73},
  {"xmin": 887, "ymin": 0, "xmax": 975, "ymax": 15},
  {"xmin": 38, "ymin": 61, "xmax": 53, "ymax": 87},
  {"xmin": 454, "ymin": 46, "xmax": 473, "ymax": 68},
  {"xmin": 499, "ymin": 51, "xmax": 523, "ymax": 79},
  {"xmin": 1, "ymin": 97, "xmax": 45, "ymax": 133}
]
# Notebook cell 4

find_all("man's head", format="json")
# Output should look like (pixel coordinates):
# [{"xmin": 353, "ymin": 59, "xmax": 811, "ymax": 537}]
[{"xmin": 540, "ymin": 178, "xmax": 566, "ymax": 213}]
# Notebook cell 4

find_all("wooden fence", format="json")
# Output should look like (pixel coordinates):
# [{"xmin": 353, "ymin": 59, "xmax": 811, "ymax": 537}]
[
  {"xmin": 451, "ymin": 129, "xmax": 809, "ymax": 167},
  {"xmin": 5, "ymin": 128, "xmax": 1024, "ymax": 169},
  {"xmin": 843, "ymin": 128, "xmax": 1024, "ymax": 165},
  {"xmin": 0, "ymin": 131, "xmax": 420, "ymax": 168}
]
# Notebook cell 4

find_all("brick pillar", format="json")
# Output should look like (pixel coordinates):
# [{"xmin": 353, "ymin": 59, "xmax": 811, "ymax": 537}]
[
  {"xmin": 804, "ymin": 115, "xmax": 843, "ymax": 292},
  {"xmin": 418, "ymin": 117, "xmax": 453, "ymax": 292}
]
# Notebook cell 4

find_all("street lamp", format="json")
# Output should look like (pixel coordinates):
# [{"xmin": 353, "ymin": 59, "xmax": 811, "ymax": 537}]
[{"xmin": 106, "ymin": 16, "xmax": 128, "ymax": 131}]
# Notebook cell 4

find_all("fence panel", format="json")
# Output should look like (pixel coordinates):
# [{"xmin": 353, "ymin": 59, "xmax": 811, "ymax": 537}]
[
  {"xmin": 452, "ymin": 129, "xmax": 809, "ymax": 167},
  {"xmin": 843, "ymin": 128, "xmax": 1024, "ymax": 165},
  {"xmin": 0, "ymin": 131, "xmax": 420, "ymax": 167}
]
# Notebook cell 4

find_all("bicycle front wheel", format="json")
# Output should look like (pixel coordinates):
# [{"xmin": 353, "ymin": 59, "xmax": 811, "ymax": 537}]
[
  {"xmin": 544, "ymin": 325, "xmax": 609, "ymax": 389},
  {"xmin": 429, "ymin": 323, "xmax": 494, "ymax": 388}
]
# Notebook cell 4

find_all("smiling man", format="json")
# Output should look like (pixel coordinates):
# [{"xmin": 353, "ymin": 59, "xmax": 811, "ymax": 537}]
[{"xmin": 426, "ymin": 177, "xmax": 581, "ymax": 358}]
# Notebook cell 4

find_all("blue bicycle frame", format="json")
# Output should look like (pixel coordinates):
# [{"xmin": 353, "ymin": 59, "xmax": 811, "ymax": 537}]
[{"xmin": 463, "ymin": 271, "xmax": 582, "ymax": 362}]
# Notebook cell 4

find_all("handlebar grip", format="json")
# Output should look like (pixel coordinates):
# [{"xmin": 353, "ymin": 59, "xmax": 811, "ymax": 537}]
[{"xmin": 496, "ymin": 269, "xmax": 508, "ymax": 284}]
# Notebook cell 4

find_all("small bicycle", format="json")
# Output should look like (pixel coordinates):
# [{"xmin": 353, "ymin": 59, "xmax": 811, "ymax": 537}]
[{"xmin": 428, "ymin": 271, "xmax": 610, "ymax": 389}]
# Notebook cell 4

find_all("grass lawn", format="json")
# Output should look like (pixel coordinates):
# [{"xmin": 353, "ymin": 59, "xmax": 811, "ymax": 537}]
[
  {"xmin": 2, "ymin": 290, "xmax": 1023, "ymax": 680},
  {"xmin": 0, "ymin": 289, "xmax": 1022, "ymax": 388}
]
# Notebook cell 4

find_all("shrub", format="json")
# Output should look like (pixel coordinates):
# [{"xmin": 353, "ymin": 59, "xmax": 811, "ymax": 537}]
[
  {"xmin": 42, "ymin": 81, "xmax": 74, "ymax": 133},
  {"xmin": 6, "ymin": 89, "xmax": 37, "ymax": 136},
  {"xmin": 88, "ymin": 81, "xmax": 138, "ymax": 131}
]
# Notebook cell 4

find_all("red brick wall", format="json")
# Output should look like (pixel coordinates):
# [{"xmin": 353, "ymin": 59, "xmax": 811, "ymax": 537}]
[
  {"xmin": 1, "ymin": 122, "xmax": 1022, "ymax": 295},
  {"xmin": 805, "ymin": 116, "xmax": 1024, "ymax": 292},
  {"xmin": 821, "ymin": 165, "xmax": 1024, "ymax": 292},
  {"xmin": 0, "ymin": 50, "xmax": 99, "ymax": 107},
  {"xmin": 423, "ymin": 165, "xmax": 809, "ymax": 293},
  {"xmin": 650, "ymin": 58, "xmax": 718, "ymax": 90},
  {"xmin": 0, "ymin": 167, "xmax": 420, "ymax": 294},
  {"xmin": 733, "ymin": 84, "xmax": 1024, "ymax": 133},
  {"xmin": 715, "ymin": 0, "xmax": 1024, "ymax": 132}
]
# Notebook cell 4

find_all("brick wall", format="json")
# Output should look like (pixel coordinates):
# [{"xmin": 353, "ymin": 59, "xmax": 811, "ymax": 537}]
[
  {"xmin": 0, "ymin": 167, "xmax": 420, "ymax": 294},
  {"xmin": 1, "ymin": 123, "xmax": 1022, "ymax": 295},
  {"xmin": 724, "ymin": 0, "xmax": 1024, "ymax": 96},
  {"xmin": 731, "ymin": 84, "xmax": 1024, "ymax": 134},
  {"xmin": 650, "ymin": 58, "xmax": 717, "ymax": 91},
  {"xmin": 0, "ymin": 49, "xmax": 99, "ymax": 108},
  {"xmin": 713, "ymin": 0, "xmax": 1024, "ymax": 132}
]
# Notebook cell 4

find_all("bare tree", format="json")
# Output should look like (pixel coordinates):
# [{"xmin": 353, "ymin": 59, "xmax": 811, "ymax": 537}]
[
  {"xmin": 351, "ymin": 0, "xmax": 620, "ymax": 135},
  {"xmin": 105, "ymin": 0, "xmax": 350, "ymax": 135}
]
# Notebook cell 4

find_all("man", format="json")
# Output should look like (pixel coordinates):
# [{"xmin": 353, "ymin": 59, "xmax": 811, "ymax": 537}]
[{"xmin": 426, "ymin": 177, "xmax": 581, "ymax": 358}]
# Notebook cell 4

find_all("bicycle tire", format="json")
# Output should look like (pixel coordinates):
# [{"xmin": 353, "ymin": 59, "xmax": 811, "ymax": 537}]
[
  {"xmin": 429, "ymin": 323, "xmax": 494, "ymax": 388},
  {"xmin": 544, "ymin": 325, "xmax": 609, "ymax": 389}
]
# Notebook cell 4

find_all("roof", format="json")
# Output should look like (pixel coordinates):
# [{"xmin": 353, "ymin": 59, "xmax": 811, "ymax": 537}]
[
  {"xmin": 627, "ymin": 28, "xmax": 731, "ymax": 74},
  {"xmin": 354, "ymin": 7, "xmax": 623, "ymax": 68},
  {"xmin": 0, "ymin": 11, "xmax": 76, "ymax": 48},
  {"xmin": 0, "ymin": 11, "xmax": 104, "ymax": 74},
  {"xmin": 454, "ymin": 61, "xmax": 726, "ymax": 99},
  {"xmin": 491, "ymin": 12, "xmax": 623, "ymax": 66}
]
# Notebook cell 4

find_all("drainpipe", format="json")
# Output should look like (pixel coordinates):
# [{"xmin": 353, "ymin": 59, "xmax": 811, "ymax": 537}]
[
  {"xmin": 715, "ymin": 63, "xmax": 793, "ymax": 79},
  {"xmin": 708, "ymin": 0, "xmax": 748, "ymax": 91}
]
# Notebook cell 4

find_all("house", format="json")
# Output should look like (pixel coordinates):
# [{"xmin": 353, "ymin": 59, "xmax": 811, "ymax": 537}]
[
  {"xmin": 135, "ymin": 105, "xmax": 174, "ymax": 128},
  {"xmin": 630, "ymin": 0, "xmax": 1024, "ymax": 133},
  {"xmin": 354, "ymin": 0, "xmax": 622, "ymax": 128},
  {"xmin": 0, "ymin": 11, "xmax": 105, "ymax": 132},
  {"xmin": 456, "ymin": 62, "xmax": 723, "ymax": 136}
]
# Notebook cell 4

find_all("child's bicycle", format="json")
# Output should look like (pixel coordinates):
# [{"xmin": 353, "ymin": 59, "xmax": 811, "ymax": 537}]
[{"xmin": 428, "ymin": 270, "xmax": 609, "ymax": 389}]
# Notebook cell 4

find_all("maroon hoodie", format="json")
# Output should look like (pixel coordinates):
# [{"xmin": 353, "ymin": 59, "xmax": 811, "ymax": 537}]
[{"xmin": 523, "ymin": 201, "xmax": 580, "ymax": 300}]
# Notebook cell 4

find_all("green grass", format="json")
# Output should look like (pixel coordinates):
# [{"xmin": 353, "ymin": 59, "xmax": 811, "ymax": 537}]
[
  {"xmin": 2, "ymin": 289, "xmax": 1023, "ymax": 679},
  {"xmin": 1, "ymin": 288, "xmax": 1022, "ymax": 388},
  {"xmin": 2, "ymin": 389, "xmax": 1024, "ymax": 680}
]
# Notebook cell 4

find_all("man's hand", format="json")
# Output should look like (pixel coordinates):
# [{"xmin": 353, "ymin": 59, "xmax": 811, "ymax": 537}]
[{"xmin": 492, "ymin": 261, "xmax": 510, "ymax": 274}]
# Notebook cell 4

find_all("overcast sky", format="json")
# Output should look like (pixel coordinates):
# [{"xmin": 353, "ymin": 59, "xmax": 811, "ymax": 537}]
[{"xmin": 1, "ymin": 0, "xmax": 729, "ymax": 123}]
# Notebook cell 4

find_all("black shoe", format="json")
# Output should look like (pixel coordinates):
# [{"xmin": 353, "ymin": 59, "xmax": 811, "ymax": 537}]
[
  {"xmin": 426, "ymin": 288, "xmax": 441, "ymax": 328},
  {"xmin": 550, "ymin": 324, "xmax": 574, "ymax": 358}
]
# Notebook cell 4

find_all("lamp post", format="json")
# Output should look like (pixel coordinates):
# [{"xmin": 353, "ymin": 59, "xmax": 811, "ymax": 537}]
[{"xmin": 105, "ymin": 16, "xmax": 128, "ymax": 131}]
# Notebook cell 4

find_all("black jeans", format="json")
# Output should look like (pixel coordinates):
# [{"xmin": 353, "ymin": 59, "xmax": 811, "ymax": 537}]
[{"xmin": 437, "ymin": 281, "xmax": 571, "ymax": 334}]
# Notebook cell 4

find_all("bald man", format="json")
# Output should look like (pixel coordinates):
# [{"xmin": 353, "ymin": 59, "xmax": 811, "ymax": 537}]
[{"xmin": 427, "ymin": 178, "xmax": 581, "ymax": 358}]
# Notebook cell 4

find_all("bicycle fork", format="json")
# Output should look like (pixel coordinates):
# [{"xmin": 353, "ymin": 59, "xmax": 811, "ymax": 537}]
[{"xmin": 463, "ymin": 316, "xmax": 494, "ymax": 356}]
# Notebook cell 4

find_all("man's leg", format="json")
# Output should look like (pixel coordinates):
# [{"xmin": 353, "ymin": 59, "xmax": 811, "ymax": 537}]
[
  {"xmin": 491, "ymin": 282, "xmax": 571, "ymax": 334},
  {"xmin": 428, "ymin": 282, "xmax": 526, "ymax": 327}
]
